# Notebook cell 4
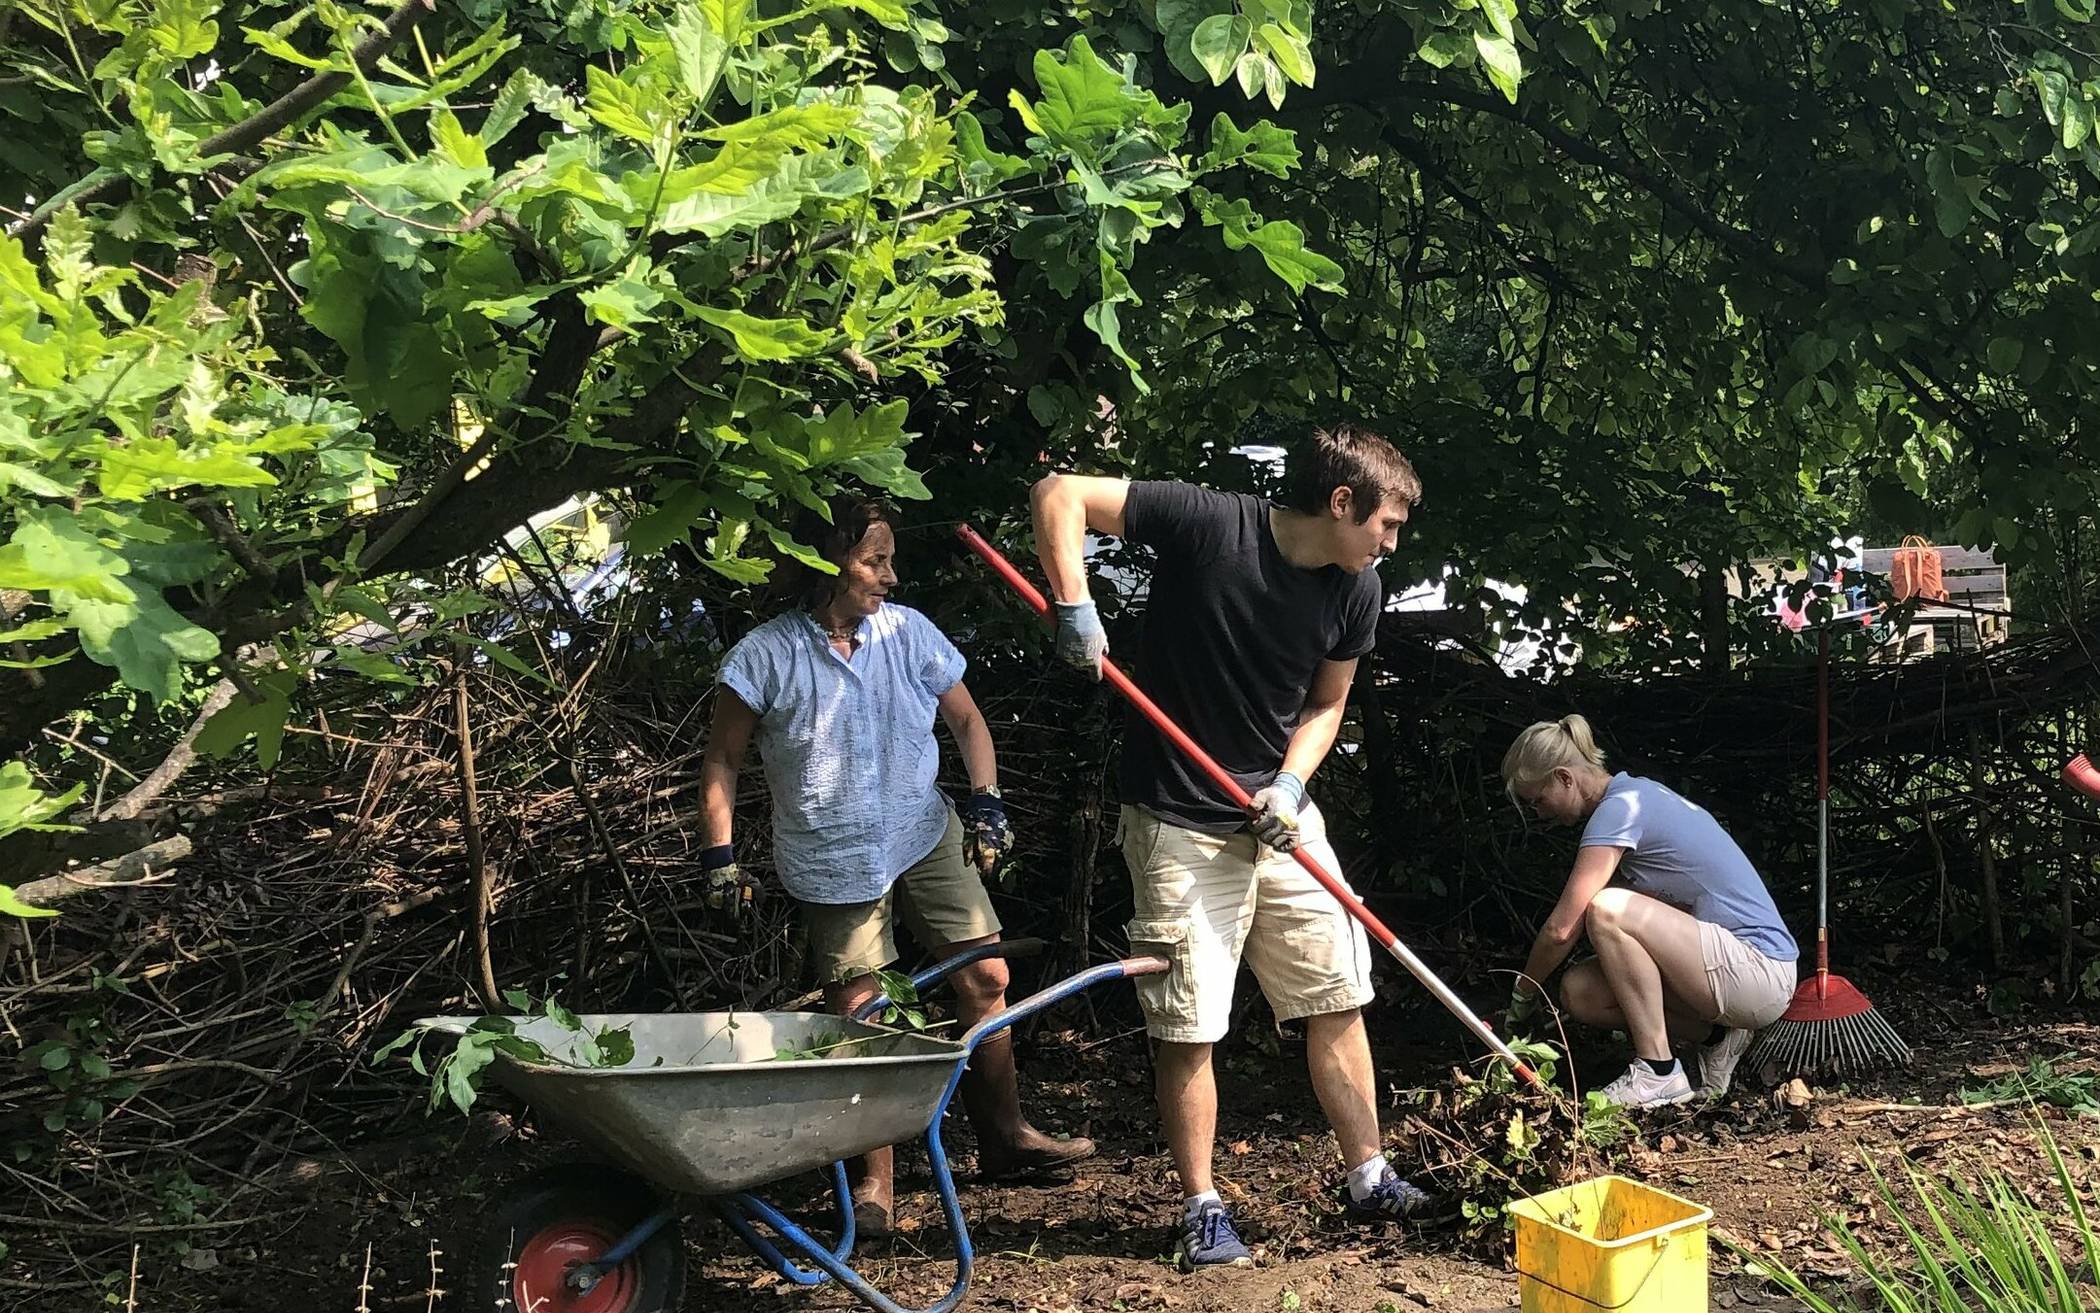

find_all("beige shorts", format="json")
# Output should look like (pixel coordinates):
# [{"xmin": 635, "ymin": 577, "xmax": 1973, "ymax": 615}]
[
  {"xmin": 1699, "ymin": 921, "xmax": 1797, "ymax": 1030},
  {"xmin": 805, "ymin": 810, "xmax": 1002, "ymax": 984},
  {"xmin": 1119, "ymin": 803, "xmax": 1374, "ymax": 1044}
]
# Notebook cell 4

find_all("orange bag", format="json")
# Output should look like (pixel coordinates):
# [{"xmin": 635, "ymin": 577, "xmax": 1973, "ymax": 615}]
[{"xmin": 1890, "ymin": 535, "xmax": 1945, "ymax": 602}]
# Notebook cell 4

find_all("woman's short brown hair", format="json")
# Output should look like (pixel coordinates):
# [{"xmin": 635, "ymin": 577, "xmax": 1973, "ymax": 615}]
[{"xmin": 786, "ymin": 493, "xmax": 895, "ymax": 608}]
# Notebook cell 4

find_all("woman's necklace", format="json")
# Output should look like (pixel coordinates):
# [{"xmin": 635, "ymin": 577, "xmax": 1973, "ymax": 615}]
[{"xmin": 815, "ymin": 613, "xmax": 860, "ymax": 644}]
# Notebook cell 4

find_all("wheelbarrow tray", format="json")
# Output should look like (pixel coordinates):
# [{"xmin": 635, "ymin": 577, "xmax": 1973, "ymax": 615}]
[{"xmin": 419, "ymin": 1012, "xmax": 965, "ymax": 1196}]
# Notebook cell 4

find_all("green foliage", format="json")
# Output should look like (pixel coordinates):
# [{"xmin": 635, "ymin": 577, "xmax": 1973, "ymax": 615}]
[
  {"xmin": 0, "ymin": 762, "xmax": 83, "ymax": 919},
  {"xmin": 12, "ymin": 971, "xmax": 140, "ymax": 1154},
  {"xmin": 868, "ymin": 965, "xmax": 929, "ymax": 1030},
  {"xmin": 1397, "ymin": 1037, "xmax": 1632, "ymax": 1252},
  {"xmin": 0, "ymin": 0, "xmax": 1352, "ymax": 791},
  {"xmin": 1960, "ymin": 1056, "xmax": 2100, "ymax": 1117},
  {"xmin": 374, "ymin": 990, "xmax": 635, "ymax": 1115},
  {"xmin": 1739, "ymin": 1118, "xmax": 2100, "ymax": 1313}
]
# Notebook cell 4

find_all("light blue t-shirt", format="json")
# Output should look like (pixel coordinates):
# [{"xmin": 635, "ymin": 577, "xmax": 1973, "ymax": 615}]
[
  {"xmin": 1581, "ymin": 773, "xmax": 1799, "ymax": 962},
  {"xmin": 718, "ymin": 604, "xmax": 966, "ymax": 904}
]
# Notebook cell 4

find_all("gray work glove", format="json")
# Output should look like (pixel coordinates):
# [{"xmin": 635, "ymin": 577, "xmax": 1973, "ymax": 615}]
[
  {"xmin": 1248, "ymin": 771, "xmax": 1305, "ymax": 852},
  {"xmin": 1052, "ymin": 599, "xmax": 1107, "ymax": 678}
]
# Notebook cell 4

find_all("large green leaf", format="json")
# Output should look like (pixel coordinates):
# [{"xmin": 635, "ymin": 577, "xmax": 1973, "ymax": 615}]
[
  {"xmin": 0, "ymin": 511, "xmax": 134, "ymax": 602},
  {"xmin": 1199, "ymin": 114, "xmax": 1300, "ymax": 178},
  {"xmin": 801, "ymin": 400, "xmax": 911, "ymax": 464},
  {"xmin": 1025, "ymin": 37, "xmax": 1140, "ymax": 155},
  {"xmin": 625, "ymin": 482, "xmax": 711, "ymax": 556},
  {"xmin": 1191, "ymin": 15, "xmax": 1249, "ymax": 86},
  {"xmin": 1155, "ymin": 0, "xmax": 1234, "ymax": 83},
  {"xmin": 654, "ymin": 153, "xmax": 859, "ymax": 235},
  {"xmin": 194, "ymin": 669, "xmax": 295, "ymax": 769},
  {"xmin": 0, "ymin": 760, "xmax": 84, "ymax": 843},
  {"xmin": 697, "ymin": 307, "xmax": 834, "ymax": 360},
  {"xmin": 666, "ymin": 1, "xmax": 731, "ymax": 105},
  {"xmin": 584, "ymin": 66, "xmax": 675, "ymax": 150},
  {"xmin": 66, "ymin": 589, "xmax": 219, "ymax": 702},
  {"xmin": 1474, "ymin": 27, "xmax": 1523, "ymax": 103},
  {"xmin": 96, "ymin": 438, "xmax": 277, "ymax": 501}
]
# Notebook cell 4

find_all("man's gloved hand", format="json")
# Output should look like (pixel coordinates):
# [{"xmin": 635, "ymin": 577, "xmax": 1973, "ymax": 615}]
[
  {"xmin": 1504, "ymin": 984, "xmax": 1542, "ymax": 1034},
  {"xmin": 700, "ymin": 844, "xmax": 757, "ymax": 925},
  {"xmin": 1052, "ymin": 599, "xmax": 1107, "ymax": 679},
  {"xmin": 1248, "ymin": 771, "xmax": 1305, "ymax": 852},
  {"xmin": 958, "ymin": 789, "xmax": 1014, "ymax": 882}
]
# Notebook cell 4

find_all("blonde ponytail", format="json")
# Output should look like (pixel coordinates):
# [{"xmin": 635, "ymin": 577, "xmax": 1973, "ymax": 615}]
[{"xmin": 1502, "ymin": 714, "xmax": 1609, "ymax": 803}]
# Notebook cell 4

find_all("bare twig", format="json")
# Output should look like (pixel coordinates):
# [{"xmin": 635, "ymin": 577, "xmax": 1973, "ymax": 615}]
[
  {"xmin": 453, "ymin": 662, "xmax": 500, "ymax": 1009},
  {"xmin": 98, "ymin": 679, "xmax": 241, "ymax": 822}
]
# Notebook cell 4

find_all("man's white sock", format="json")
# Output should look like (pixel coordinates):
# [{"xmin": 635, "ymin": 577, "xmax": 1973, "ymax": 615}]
[
  {"xmin": 1346, "ymin": 1155, "xmax": 1390, "ymax": 1202},
  {"xmin": 1184, "ymin": 1189, "xmax": 1222, "ymax": 1219}
]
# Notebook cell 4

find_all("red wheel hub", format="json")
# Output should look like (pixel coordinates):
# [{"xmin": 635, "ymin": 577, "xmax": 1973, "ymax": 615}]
[{"xmin": 513, "ymin": 1222, "xmax": 639, "ymax": 1313}]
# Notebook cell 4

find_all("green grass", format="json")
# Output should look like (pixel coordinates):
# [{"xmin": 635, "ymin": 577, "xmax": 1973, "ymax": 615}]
[{"xmin": 1736, "ymin": 1117, "xmax": 2100, "ymax": 1313}]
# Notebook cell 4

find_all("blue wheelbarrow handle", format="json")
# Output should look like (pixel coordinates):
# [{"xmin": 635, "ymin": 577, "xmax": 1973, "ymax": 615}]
[
  {"xmin": 960, "ymin": 954, "xmax": 1168, "ymax": 1054},
  {"xmin": 848, "ymin": 937, "xmax": 1047, "ymax": 1025}
]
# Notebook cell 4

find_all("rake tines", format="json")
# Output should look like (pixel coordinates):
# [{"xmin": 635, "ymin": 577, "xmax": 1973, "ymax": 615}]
[{"xmin": 1744, "ymin": 958, "xmax": 1911, "ymax": 1078}]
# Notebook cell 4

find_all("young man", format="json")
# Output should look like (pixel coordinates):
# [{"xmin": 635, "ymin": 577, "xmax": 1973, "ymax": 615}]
[{"xmin": 1030, "ymin": 425, "xmax": 1434, "ymax": 1271}]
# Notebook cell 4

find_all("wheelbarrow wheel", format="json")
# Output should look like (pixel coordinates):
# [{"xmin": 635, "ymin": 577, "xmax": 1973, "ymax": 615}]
[{"xmin": 473, "ymin": 1163, "xmax": 685, "ymax": 1313}]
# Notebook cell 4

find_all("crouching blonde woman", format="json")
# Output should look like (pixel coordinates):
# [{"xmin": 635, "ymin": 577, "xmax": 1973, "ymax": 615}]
[{"xmin": 1500, "ymin": 716, "xmax": 1798, "ymax": 1107}]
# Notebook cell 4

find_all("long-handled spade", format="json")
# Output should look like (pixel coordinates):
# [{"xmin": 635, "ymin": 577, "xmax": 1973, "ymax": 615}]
[
  {"xmin": 1745, "ymin": 627, "xmax": 1911, "ymax": 1077},
  {"xmin": 956, "ymin": 524, "xmax": 1545, "ymax": 1092}
]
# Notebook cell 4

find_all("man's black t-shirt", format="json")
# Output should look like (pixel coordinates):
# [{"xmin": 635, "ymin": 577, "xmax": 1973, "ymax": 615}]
[{"xmin": 1117, "ymin": 482, "xmax": 1382, "ymax": 832}]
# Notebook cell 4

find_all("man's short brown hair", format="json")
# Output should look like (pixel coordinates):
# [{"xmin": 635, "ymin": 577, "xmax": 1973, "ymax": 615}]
[{"xmin": 1284, "ymin": 423, "xmax": 1422, "ymax": 522}]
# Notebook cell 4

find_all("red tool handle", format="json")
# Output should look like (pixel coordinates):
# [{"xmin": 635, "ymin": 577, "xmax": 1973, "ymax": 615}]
[
  {"xmin": 2066, "ymin": 754, "xmax": 2100, "ymax": 802},
  {"xmin": 956, "ymin": 524, "xmax": 1541, "ymax": 1090}
]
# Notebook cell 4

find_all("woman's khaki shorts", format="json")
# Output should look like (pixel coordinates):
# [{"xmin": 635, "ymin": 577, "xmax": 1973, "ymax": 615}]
[
  {"xmin": 1699, "ymin": 921, "xmax": 1797, "ymax": 1030},
  {"xmin": 1119, "ymin": 803, "xmax": 1374, "ymax": 1045},
  {"xmin": 804, "ymin": 809, "xmax": 1002, "ymax": 983}
]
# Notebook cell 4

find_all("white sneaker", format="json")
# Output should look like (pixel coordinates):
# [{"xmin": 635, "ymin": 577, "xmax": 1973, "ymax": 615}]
[
  {"xmin": 1698, "ymin": 1027, "xmax": 1755, "ymax": 1099},
  {"xmin": 1597, "ymin": 1062, "xmax": 1695, "ymax": 1109}
]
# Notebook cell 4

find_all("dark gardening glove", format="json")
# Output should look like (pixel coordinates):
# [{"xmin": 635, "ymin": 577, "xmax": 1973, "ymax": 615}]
[
  {"xmin": 1248, "ymin": 771, "xmax": 1305, "ymax": 853},
  {"xmin": 957, "ymin": 788, "xmax": 1014, "ymax": 882},
  {"xmin": 700, "ymin": 844, "xmax": 757, "ymax": 925},
  {"xmin": 1052, "ymin": 599, "xmax": 1107, "ymax": 678}
]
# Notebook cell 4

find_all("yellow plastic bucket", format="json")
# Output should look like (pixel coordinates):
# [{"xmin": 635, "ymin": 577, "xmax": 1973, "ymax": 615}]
[{"xmin": 1509, "ymin": 1175, "xmax": 1712, "ymax": 1313}]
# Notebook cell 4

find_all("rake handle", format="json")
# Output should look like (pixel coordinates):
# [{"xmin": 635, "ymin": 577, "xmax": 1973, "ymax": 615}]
[
  {"xmin": 1815, "ymin": 627, "xmax": 1831, "ymax": 998},
  {"xmin": 956, "ymin": 523, "xmax": 1543, "ymax": 1091}
]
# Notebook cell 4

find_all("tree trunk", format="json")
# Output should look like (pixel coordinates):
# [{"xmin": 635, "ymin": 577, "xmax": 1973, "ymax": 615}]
[{"xmin": 1699, "ymin": 559, "xmax": 1731, "ymax": 674}]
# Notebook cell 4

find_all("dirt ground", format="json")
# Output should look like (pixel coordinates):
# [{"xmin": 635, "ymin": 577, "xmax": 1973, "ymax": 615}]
[{"xmin": 166, "ymin": 970, "xmax": 2100, "ymax": 1313}]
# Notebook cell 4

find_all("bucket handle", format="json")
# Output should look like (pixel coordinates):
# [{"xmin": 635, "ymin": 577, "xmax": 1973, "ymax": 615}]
[{"xmin": 1517, "ymin": 1232, "xmax": 1677, "ymax": 1311}]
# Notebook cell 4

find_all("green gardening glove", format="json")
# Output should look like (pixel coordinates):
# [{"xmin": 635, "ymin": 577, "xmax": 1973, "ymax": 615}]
[{"xmin": 1505, "ymin": 984, "xmax": 1542, "ymax": 1033}]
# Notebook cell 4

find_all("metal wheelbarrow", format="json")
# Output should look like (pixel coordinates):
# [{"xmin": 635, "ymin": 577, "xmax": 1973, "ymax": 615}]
[{"xmin": 420, "ymin": 945, "xmax": 1165, "ymax": 1313}]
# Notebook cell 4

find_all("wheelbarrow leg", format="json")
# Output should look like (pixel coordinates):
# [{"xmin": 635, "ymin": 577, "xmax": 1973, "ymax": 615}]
[
  {"xmin": 713, "ymin": 1160, "xmax": 859, "ymax": 1285},
  {"xmin": 726, "ymin": 1119, "xmax": 975, "ymax": 1313}
]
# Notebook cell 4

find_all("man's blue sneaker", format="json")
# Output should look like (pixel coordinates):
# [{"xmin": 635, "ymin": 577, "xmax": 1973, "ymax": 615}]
[
  {"xmin": 1177, "ymin": 1201, "xmax": 1255, "ymax": 1271},
  {"xmin": 1341, "ymin": 1166, "xmax": 1442, "ymax": 1221}
]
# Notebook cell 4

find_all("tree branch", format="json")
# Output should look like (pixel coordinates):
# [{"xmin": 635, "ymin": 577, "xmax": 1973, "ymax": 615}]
[
  {"xmin": 1378, "ymin": 80, "xmax": 1826, "ymax": 289},
  {"xmin": 10, "ymin": 0, "xmax": 437, "ymax": 245},
  {"xmin": 97, "ymin": 680, "xmax": 240, "ymax": 822},
  {"xmin": 8, "ymin": 836, "xmax": 192, "ymax": 910}
]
